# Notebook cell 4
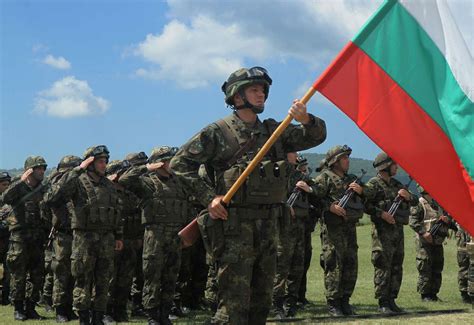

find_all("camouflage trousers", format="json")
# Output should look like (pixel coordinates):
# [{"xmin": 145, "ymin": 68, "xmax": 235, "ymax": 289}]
[
  {"xmin": 130, "ymin": 244, "xmax": 144, "ymax": 307},
  {"xmin": 456, "ymin": 231, "xmax": 470, "ymax": 293},
  {"xmin": 415, "ymin": 237, "xmax": 444, "ymax": 295},
  {"xmin": 212, "ymin": 206, "xmax": 279, "ymax": 325},
  {"xmin": 142, "ymin": 223, "xmax": 182, "ymax": 310},
  {"xmin": 6, "ymin": 229, "xmax": 45, "ymax": 303},
  {"xmin": 298, "ymin": 214, "xmax": 316, "ymax": 301},
  {"xmin": 71, "ymin": 230, "xmax": 115, "ymax": 312},
  {"xmin": 108, "ymin": 238, "xmax": 142, "ymax": 309},
  {"xmin": 320, "ymin": 221, "xmax": 358, "ymax": 300},
  {"xmin": 52, "ymin": 232, "xmax": 74, "ymax": 308},
  {"xmin": 42, "ymin": 246, "xmax": 54, "ymax": 302},
  {"xmin": 273, "ymin": 211, "xmax": 305, "ymax": 305},
  {"xmin": 175, "ymin": 237, "xmax": 208, "ymax": 308},
  {"xmin": 205, "ymin": 260, "xmax": 218, "ymax": 311},
  {"xmin": 0, "ymin": 235, "xmax": 10, "ymax": 304},
  {"xmin": 371, "ymin": 223, "xmax": 404, "ymax": 300}
]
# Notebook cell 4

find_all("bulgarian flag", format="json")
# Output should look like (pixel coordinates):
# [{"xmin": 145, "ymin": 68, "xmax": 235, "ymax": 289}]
[{"xmin": 313, "ymin": 0, "xmax": 474, "ymax": 234}]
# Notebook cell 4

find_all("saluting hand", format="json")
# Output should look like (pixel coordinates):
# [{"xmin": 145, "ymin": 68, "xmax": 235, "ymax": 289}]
[
  {"xmin": 21, "ymin": 168, "xmax": 33, "ymax": 182},
  {"xmin": 146, "ymin": 162, "xmax": 164, "ymax": 172},
  {"xmin": 80, "ymin": 157, "xmax": 95, "ymax": 170}
]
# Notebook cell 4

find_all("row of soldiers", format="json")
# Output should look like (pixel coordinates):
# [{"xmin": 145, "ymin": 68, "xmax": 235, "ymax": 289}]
[{"xmin": 1, "ymin": 65, "xmax": 473, "ymax": 325}]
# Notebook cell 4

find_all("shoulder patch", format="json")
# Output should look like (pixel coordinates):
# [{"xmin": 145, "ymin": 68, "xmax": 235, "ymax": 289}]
[{"xmin": 187, "ymin": 136, "xmax": 204, "ymax": 155}]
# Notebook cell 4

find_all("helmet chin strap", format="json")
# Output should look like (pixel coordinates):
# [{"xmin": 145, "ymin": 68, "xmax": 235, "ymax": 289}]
[{"xmin": 233, "ymin": 89, "xmax": 265, "ymax": 114}]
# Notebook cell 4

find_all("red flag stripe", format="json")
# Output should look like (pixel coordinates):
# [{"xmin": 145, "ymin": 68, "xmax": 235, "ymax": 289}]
[{"xmin": 315, "ymin": 42, "xmax": 474, "ymax": 235}]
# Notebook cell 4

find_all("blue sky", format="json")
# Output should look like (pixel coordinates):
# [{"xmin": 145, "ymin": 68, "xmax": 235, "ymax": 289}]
[{"xmin": 1, "ymin": 0, "xmax": 472, "ymax": 169}]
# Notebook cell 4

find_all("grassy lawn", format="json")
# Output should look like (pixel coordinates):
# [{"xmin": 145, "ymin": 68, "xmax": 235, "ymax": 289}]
[{"xmin": 0, "ymin": 217, "xmax": 472, "ymax": 323}]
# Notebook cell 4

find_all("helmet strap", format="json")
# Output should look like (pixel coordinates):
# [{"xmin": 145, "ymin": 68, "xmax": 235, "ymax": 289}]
[{"xmin": 233, "ymin": 88, "xmax": 264, "ymax": 114}]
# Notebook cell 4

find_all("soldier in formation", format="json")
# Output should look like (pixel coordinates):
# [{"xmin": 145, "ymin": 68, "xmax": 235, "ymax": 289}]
[
  {"xmin": 311, "ymin": 145, "xmax": 364, "ymax": 316},
  {"xmin": 0, "ymin": 171, "xmax": 12, "ymax": 306},
  {"xmin": 364, "ymin": 152, "xmax": 418, "ymax": 314},
  {"xmin": 2, "ymin": 156, "xmax": 49, "ymax": 320},
  {"xmin": 171, "ymin": 66, "xmax": 327, "ymax": 324},
  {"xmin": 409, "ymin": 184, "xmax": 456, "ymax": 301}
]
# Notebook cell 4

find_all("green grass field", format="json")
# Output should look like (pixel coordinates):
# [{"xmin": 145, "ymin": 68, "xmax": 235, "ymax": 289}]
[{"xmin": 0, "ymin": 218, "xmax": 472, "ymax": 324}]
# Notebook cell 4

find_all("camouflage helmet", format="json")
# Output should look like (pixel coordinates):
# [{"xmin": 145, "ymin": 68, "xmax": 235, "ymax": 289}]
[
  {"xmin": 125, "ymin": 151, "xmax": 148, "ymax": 166},
  {"xmin": 221, "ymin": 66, "xmax": 272, "ymax": 106},
  {"xmin": 373, "ymin": 152, "xmax": 394, "ymax": 171},
  {"xmin": 106, "ymin": 159, "xmax": 130, "ymax": 176},
  {"xmin": 83, "ymin": 145, "xmax": 110, "ymax": 161},
  {"xmin": 149, "ymin": 146, "xmax": 179, "ymax": 163},
  {"xmin": 58, "ymin": 155, "xmax": 82, "ymax": 172},
  {"xmin": 325, "ymin": 145, "xmax": 352, "ymax": 167},
  {"xmin": 24, "ymin": 156, "xmax": 47, "ymax": 170},
  {"xmin": 0, "ymin": 171, "xmax": 11, "ymax": 182}
]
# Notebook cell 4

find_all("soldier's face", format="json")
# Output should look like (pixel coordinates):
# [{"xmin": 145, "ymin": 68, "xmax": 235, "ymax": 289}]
[
  {"xmin": 32, "ymin": 166, "xmax": 46, "ymax": 182},
  {"xmin": 389, "ymin": 163, "xmax": 398, "ymax": 176},
  {"xmin": 0, "ymin": 181, "xmax": 10, "ymax": 194},
  {"xmin": 245, "ymin": 84, "xmax": 265, "ymax": 107},
  {"xmin": 287, "ymin": 152, "xmax": 297, "ymax": 165},
  {"xmin": 337, "ymin": 155, "xmax": 350, "ymax": 172},
  {"xmin": 94, "ymin": 158, "xmax": 108, "ymax": 176}
]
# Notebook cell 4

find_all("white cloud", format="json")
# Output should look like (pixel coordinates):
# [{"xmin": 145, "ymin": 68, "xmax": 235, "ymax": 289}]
[
  {"xmin": 133, "ymin": 16, "xmax": 272, "ymax": 88},
  {"xmin": 42, "ymin": 54, "xmax": 71, "ymax": 70},
  {"xmin": 34, "ymin": 76, "xmax": 110, "ymax": 118},
  {"xmin": 131, "ymin": 0, "xmax": 472, "ymax": 88}
]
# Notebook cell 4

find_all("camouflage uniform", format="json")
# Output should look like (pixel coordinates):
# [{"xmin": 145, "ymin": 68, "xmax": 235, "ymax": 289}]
[
  {"xmin": 456, "ymin": 226, "xmax": 473, "ymax": 303},
  {"xmin": 105, "ymin": 160, "xmax": 143, "ymax": 322},
  {"xmin": 43, "ymin": 156, "xmax": 82, "ymax": 322},
  {"xmin": 119, "ymin": 146, "xmax": 187, "ymax": 324},
  {"xmin": 409, "ymin": 189, "xmax": 453, "ymax": 300},
  {"xmin": 298, "ymin": 205, "xmax": 320, "ymax": 305},
  {"xmin": 0, "ymin": 171, "xmax": 12, "ymax": 305},
  {"xmin": 364, "ymin": 153, "xmax": 417, "ymax": 312},
  {"xmin": 50, "ymin": 146, "xmax": 122, "ymax": 322},
  {"xmin": 175, "ymin": 197, "xmax": 208, "ymax": 312},
  {"xmin": 311, "ymin": 146, "xmax": 364, "ymax": 315},
  {"xmin": 2, "ymin": 156, "xmax": 49, "ymax": 320},
  {"xmin": 273, "ymin": 164, "xmax": 310, "ymax": 316},
  {"xmin": 170, "ymin": 69, "xmax": 326, "ymax": 325}
]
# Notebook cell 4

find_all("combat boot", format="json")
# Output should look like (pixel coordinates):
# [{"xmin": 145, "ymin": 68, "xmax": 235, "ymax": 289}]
[
  {"xmin": 284, "ymin": 297, "xmax": 298, "ymax": 317},
  {"xmin": 160, "ymin": 304, "xmax": 173, "ymax": 325},
  {"xmin": 67, "ymin": 305, "xmax": 79, "ymax": 320},
  {"xmin": 272, "ymin": 296, "xmax": 285, "ymax": 319},
  {"xmin": 113, "ymin": 305, "xmax": 129, "ymax": 322},
  {"xmin": 91, "ymin": 310, "xmax": 105, "ymax": 325},
  {"xmin": 55, "ymin": 305, "xmax": 69, "ymax": 323},
  {"xmin": 388, "ymin": 299, "xmax": 403, "ymax": 313},
  {"xmin": 145, "ymin": 308, "xmax": 160, "ymax": 325},
  {"xmin": 78, "ymin": 310, "xmax": 91, "ymax": 325},
  {"xmin": 461, "ymin": 291, "xmax": 472, "ymax": 303},
  {"xmin": 13, "ymin": 300, "xmax": 27, "ymax": 321},
  {"xmin": 327, "ymin": 299, "xmax": 344, "ymax": 317},
  {"xmin": 377, "ymin": 299, "xmax": 393, "ymax": 314},
  {"xmin": 25, "ymin": 299, "xmax": 45, "ymax": 320},
  {"xmin": 341, "ymin": 295, "xmax": 356, "ymax": 316},
  {"xmin": 131, "ymin": 303, "xmax": 146, "ymax": 318}
]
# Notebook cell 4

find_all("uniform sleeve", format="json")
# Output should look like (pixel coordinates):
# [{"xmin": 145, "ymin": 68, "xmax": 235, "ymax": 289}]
[
  {"xmin": 280, "ymin": 114, "xmax": 327, "ymax": 152},
  {"xmin": 1, "ymin": 179, "xmax": 26, "ymax": 205},
  {"xmin": 118, "ymin": 165, "xmax": 155, "ymax": 199},
  {"xmin": 53, "ymin": 167, "xmax": 84, "ymax": 200},
  {"xmin": 409, "ymin": 203, "xmax": 425, "ymax": 235},
  {"xmin": 309, "ymin": 173, "xmax": 333, "ymax": 212},
  {"xmin": 363, "ymin": 178, "xmax": 385, "ymax": 218},
  {"xmin": 170, "ymin": 125, "xmax": 220, "ymax": 207}
]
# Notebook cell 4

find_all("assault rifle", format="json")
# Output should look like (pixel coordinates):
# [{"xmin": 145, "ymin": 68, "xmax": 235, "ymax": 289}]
[
  {"xmin": 387, "ymin": 177, "xmax": 413, "ymax": 216},
  {"xmin": 337, "ymin": 169, "xmax": 366, "ymax": 208},
  {"xmin": 46, "ymin": 226, "xmax": 58, "ymax": 249},
  {"xmin": 286, "ymin": 169, "xmax": 313, "ymax": 208}
]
